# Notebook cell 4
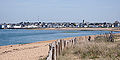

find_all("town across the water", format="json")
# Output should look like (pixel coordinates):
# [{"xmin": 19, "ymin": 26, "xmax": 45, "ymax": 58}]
[{"xmin": 0, "ymin": 20, "xmax": 120, "ymax": 29}]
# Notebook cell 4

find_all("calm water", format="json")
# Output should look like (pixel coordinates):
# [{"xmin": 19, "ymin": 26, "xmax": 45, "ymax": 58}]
[{"xmin": 0, "ymin": 29, "xmax": 120, "ymax": 46}]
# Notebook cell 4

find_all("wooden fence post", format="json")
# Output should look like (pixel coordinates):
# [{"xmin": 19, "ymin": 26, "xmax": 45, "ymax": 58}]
[
  {"xmin": 52, "ymin": 47, "xmax": 55, "ymax": 60},
  {"xmin": 54, "ymin": 42, "xmax": 57, "ymax": 60},
  {"xmin": 58, "ymin": 40, "xmax": 60, "ymax": 56},
  {"xmin": 62, "ymin": 40, "xmax": 64, "ymax": 51},
  {"xmin": 47, "ymin": 37, "xmax": 79, "ymax": 60},
  {"xmin": 47, "ymin": 43, "xmax": 53, "ymax": 60},
  {"xmin": 60, "ymin": 40, "xmax": 62, "ymax": 52},
  {"xmin": 64, "ymin": 40, "xmax": 66, "ymax": 48}
]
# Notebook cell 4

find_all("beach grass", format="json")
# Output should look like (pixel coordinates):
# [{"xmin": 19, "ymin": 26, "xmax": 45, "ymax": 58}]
[
  {"xmin": 39, "ymin": 58, "xmax": 46, "ymax": 60},
  {"xmin": 57, "ymin": 34, "xmax": 120, "ymax": 60}
]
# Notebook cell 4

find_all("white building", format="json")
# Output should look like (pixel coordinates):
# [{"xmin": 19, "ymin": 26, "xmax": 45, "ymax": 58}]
[
  {"xmin": 7, "ymin": 25, "xmax": 12, "ymax": 28},
  {"xmin": 24, "ymin": 25, "xmax": 38, "ymax": 28},
  {"xmin": 118, "ymin": 23, "xmax": 120, "ymax": 27},
  {"xmin": 112, "ymin": 24, "xmax": 114, "ymax": 27},
  {"xmin": 13, "ymin": 25, "xmax": 22, "ymax": 28},
  {"xmin": 84, "ymin": 25, "xmax": 88, "ymax": 28},
  {"xmin": 1, "ymin": 25, "xmax": 7, "ymax": 28}
]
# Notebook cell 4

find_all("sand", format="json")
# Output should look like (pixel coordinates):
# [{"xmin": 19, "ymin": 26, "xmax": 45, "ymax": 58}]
[
  {"xmin": 0, "ymin": 36, "xmax": 78, "ymax": 60},
  {"xmin": 29, "ymin": 28, "xmax": 120, "ymax": 31},
  {"xmin": 0, "ymin": 40, "xmax": 55, "ymax": 60},
  {"xmin": 0, "ymin": 35, "xmax": 97, "ymax": 60}
]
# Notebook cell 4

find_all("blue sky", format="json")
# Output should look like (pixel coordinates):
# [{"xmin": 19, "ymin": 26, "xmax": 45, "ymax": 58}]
[{"xmin": 0, "ymin": 0, "xmax": 120, "ymax": 23}]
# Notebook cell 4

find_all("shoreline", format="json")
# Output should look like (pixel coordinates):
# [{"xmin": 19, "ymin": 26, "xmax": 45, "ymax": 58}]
[
  {"xmin": 30, "ymin": 28, "xmax": 120, "ymax": 31},
  {"xmin": 0, "ymin": 35, "xmax": 87, "ymax": 60},
  {"xmin": 1, "ymin": 27, "xmax": 120, "ymax": 31},
  {"xmin": 1, "ymin": 28, "xmax": 120, "ymax": 47},
  {"xmin": 0, "ymin": 28, "xmax": 120, "ymax": 60}
]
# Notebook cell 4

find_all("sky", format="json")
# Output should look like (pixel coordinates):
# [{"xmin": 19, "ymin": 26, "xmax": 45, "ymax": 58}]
[{"xmin": 0, "ymin": 0, "xmax": 120, "ymax": 23}]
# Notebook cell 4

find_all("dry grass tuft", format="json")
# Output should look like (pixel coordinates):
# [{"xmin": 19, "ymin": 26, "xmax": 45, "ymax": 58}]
[{"xmin": 39, "ymin": 57, "xmax": 46, "ymax": 60}]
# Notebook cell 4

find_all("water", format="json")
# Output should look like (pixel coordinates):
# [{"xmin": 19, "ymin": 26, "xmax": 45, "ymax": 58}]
[{"xmin": 0, "ymin": 29, "xmax": 120, "ymax": 46}]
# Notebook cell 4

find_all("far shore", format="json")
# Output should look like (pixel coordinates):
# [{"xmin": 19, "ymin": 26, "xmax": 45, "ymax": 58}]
[
  {"xmin": 28, "ymin": 28, "xmax": 120, "ymax": 31},
  {"xmin": 1, "ymin": 27, "xmax": 120, "ymax": 31}
]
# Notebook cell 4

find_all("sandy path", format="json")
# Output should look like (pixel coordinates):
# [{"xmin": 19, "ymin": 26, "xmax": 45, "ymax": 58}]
[{"xmin": 0, "ymin": 41, "xmax": 55, "ymax": 60}]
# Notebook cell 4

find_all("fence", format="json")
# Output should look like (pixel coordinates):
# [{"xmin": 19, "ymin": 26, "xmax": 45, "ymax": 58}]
[
  {"xmin": 46, "ymin": 38, "xmax": 77, "ymax": 60},
  {"xmin": 46, "ymin": 33, "xmax": 113, "ymax": 60}
]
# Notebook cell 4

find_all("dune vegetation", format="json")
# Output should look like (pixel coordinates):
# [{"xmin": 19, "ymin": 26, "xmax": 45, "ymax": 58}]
[{"xmin": 57, "ymin": 34, "xmax": 120, "ymax": 60}]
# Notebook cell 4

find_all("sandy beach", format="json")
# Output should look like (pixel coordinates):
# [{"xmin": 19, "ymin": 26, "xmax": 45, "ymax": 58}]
[
  {"xmin": 29, "ymin": 28, "xmax": 120, "ymax": 31},
  {"xmin": 0, "ymin": 28, "xmax": 120, "ymax": 60},
  {"xmin": 0, "ymin": 35, "xmax": 79, "ymax": 60},
  {"xmin": 0, "ymin": 40, "xmax": 56, "ymax": 60}
]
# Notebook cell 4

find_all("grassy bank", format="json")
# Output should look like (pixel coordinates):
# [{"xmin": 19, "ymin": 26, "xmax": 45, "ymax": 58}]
[{"xmin": 57, "ymin": 34, "xmax": 120, "ymax": 60}]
